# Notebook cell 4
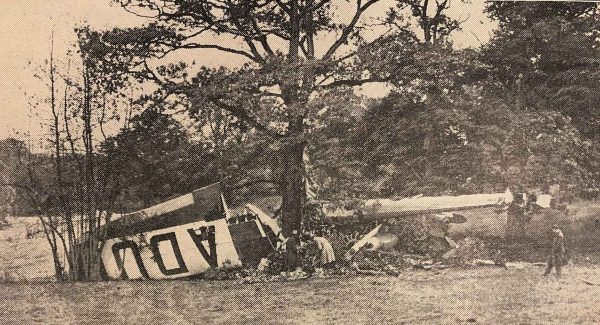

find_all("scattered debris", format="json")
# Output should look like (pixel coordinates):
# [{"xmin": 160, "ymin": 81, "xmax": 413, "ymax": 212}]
[
  {"xmin": 468, "ymin": 259, "xmax": 496, "ymax": 267},
  {"xmin": 256, "ymin": 258, "xmax": 270, "ymax": 272},
  {"xmin": 504, "ymin": 262, "xmax": 527, "ymax": 269},
  {"xmin": 441, "ymin": 248, "xmax": 457, "ymax": 260},
  {"xmin": 503, "ymin": 261, "xmax": 548, "ymax": 269},
  {"xmin": 365, "ymin": 232, "xmax": 399, "ymax": 251},
  {"xmin": 579, "ymin": 278, "xmax": 600, "ymax": 286},
  {"xmin": 344, "ymin": 224, "xmax": 382, "ymax": 260},
  {"xmin": 441, "ymin": 237, "xmax": 504, "ymax": 266},
  {"xmin": 446, "ymin": 236, "xmax": 459, "ymax": 248}
]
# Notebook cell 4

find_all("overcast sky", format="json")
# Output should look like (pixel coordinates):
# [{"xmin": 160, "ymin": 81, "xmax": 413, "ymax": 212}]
[{"xmin": 0, "ymin": 0, "xmax": 495, "ymax": 144}]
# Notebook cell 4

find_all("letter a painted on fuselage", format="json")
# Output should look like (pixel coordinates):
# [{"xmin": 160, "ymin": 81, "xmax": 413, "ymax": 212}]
[{"xmin": 187, "ymin": 226, "xmax": 218, "ymax": 268}]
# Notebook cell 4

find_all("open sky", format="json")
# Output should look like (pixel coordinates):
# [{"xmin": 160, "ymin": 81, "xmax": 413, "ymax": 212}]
[{"xmin": 0, "ymin": 0, "xmax": 496, "ymax": 145}]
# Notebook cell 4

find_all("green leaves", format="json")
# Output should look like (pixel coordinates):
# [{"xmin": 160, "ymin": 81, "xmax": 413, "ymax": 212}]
[
  {"xmin": 99, "ymin": 110, "xmax": 219, "ymax": 210},
  {"xmin": 482, "ymin": 3, "xmax": 600, "ymax": 138}
]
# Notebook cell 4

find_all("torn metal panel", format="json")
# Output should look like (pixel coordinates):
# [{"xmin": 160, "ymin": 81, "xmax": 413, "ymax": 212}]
[
  {"xmin": 100, "ymin": 183, "xmax": 277, "ymax": 280},
  {"xmin": 103, "ymin": 183, "xmax": 225, "ymax": 239},
  {"xmin": 344, "ymin": 224, "xmax": 382, "ymax": 260},
  {"xmin": 227, "ymin": 214, "xmax": 275, "ymax": 267},
  {"xmin": 245, "ymin": 203, "xmax": 285, "ymax": 241},
  {"xmin": 365, "ymin": 232, "xmax": 399, "ymax": 251},
  {"xmin": 101, "ymin": 218, "xmax": 241, "ymax": 280}
]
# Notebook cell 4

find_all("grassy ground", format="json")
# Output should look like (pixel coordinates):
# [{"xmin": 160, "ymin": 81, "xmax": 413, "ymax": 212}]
[
  {"xmin": 1, "ymin": 266, "xmax": 600, "ymax": 324},
  {"xmin": 0, "ymin": 217, "xmax": 55, "ymax": 281},
  {"xmin": 2, "ymin": 206, "xmax": 600, "ymax": 325}
]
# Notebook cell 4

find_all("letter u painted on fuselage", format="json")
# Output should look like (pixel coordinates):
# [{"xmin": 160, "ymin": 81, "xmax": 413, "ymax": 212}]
[{"xmin": 101, "ymin": 218, "xmax": 241, "ymax": 280}]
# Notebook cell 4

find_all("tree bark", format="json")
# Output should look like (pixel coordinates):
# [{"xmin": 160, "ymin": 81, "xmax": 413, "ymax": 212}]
[
  {"xmin": 40, "ymin": 216, "xmax": 64, "ymax": 281},
  {"xmin": 423, "ymin": 127, "xmax": 434, "ymax": 180},
  {"xmin": 281, "ymin": 117, "xmax": 306, "ymax": 237}
]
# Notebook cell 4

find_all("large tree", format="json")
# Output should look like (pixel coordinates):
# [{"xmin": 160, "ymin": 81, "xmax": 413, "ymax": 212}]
[
  {"xmin": 83, "ymin": 0, "xmax": 424, "ymax": 236},
  {"xmin": 483, "ymin": 2, "xmax": 600, "ymax": 139},
  {"xmin": 478, "ymin": 2, "xmax": 600, "ymax": 193},
  {"xmin": 308, "ymin": 2, "xmax": 477, "ymax": 198},
  {"xmin": 311, "ymin": 2, "xmax": 600, "ymax": 199}
]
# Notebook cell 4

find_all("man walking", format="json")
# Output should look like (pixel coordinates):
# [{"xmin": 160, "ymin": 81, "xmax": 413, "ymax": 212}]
[{"xmin": 544, "ymin": 224, "xmax": 566, "ymax": 278}]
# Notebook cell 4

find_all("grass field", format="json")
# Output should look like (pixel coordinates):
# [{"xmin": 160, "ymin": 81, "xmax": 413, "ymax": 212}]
[
  {"xmin": 0, "ymin": 217, "xmax": 55, "ymax": 281},
  {"xmin": 2, "ymin": 206, "xmax": 600, "ymax": 325},
  {"xmin": 1, "ymin": 266, "xmax": 600, "ymax": 324}
]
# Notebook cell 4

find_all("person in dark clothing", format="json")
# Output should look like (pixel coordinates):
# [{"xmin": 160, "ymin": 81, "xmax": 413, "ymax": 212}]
[
  {"xmin": 506, "ymin": 192, "xmax": 528, "ymax": 241},
  {"xmin": 544, "ymin": 225, "xmax": 566, "ymax": 278},
  {"xmin": 284, "ymin": 230, "xmax": 299, "ymax": 273}
]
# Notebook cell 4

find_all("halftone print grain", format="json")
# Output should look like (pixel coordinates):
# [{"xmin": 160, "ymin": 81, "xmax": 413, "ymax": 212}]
[{"xmin": 1, "ymin": 1, "xmax": 600, "ymax": 324}]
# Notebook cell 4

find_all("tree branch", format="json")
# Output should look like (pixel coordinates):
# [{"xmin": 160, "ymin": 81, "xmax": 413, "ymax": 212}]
[
  {"xmin": 177, "ymin": 43, "xmax": 260, "ymax": 62},
  {"xmin": 211, "ymin": 100, "xmax": 286, "ymax": 138},
  {"xmin": 319, "ymin": 75, "xmax": 392, "ymax": 89},
  {"xmin": 301, "ymin": 0, "xmax": 331, "ymax": 17},
  {"xmin": 274, "ymin": 0, "xmax": 292, "ymax": 15},
  {"xmin": 248, "ymin": 14, "xmax": 275, "ymax": 55},
  {"xmin": 323, "ymin": 0, "xmax": 380, "ymax": 59}
]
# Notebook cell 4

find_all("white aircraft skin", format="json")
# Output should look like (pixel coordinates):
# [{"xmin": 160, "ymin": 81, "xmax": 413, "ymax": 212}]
[{"xmin": 101, "ymin": 218, "xmax": 242, "ymax": 280}]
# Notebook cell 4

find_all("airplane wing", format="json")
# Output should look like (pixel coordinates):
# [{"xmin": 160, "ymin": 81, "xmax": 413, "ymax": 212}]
[{"xmin": 324, "ymin": 189, "xmax": 514, "ymax": 221}]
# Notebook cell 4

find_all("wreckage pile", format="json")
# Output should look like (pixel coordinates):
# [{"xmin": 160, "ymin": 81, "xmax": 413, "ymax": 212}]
[
  {"xmin": 195, "ymin": 214, "xmax": 509, "ymax": 283},
  {"xmin": 94, "ymin": 187, "xmax": 558, "ymax": 282},
  {"xmin": 339, "ymin": 220, "xmax": 505, "ymax": 272},
  {"xmin": 441, "ymin": 237, "xmax": 504, "ymax": 267},
  {"xmin": 190, "ymin": 223, "xmax": 549, "ymax": 283}
]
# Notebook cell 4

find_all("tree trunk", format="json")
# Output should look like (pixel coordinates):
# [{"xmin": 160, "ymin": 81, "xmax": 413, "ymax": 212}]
[
  {"xmin": 423, "ymin": 127, "xmax": 434, "ymax": 181},
  {"xmin": 288, "ymin": 0, "xmax": 300, "ymax": 60},
  {"xmin": 40, "ymin": 216, "xmax": 64, "ymax": 281},
  {"xmin": 77, "ymin": 63, "xmax": 101, "ymax": 281},
  {"xmin": 49, "ymin": 31, "xmax": 74, "ymax": 281},
  {"xmin": 50, "ymin": 230, "xmax": 64, "ymax": 281},
  {"xmin": 281, "ymin": 118, "xmax": 306, "ymax": 238},
  {"xmin": 421, "ymin": 0, "xmax": 431, "ymax": 44},
  {"xmin": 281, "ymin": 0, "xmax": 305, "ymax": 237}
]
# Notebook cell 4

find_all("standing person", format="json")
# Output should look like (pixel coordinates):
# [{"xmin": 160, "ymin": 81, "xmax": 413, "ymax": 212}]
[
  {"xmin": 312, "ymin": 234, "xmax": 336, "ymax": 269},
  {"xmin": 284, "ymin": 230, "xmax": 299, "ymax": 274},
  {"xmin": 544, "ymin": 225, "xmax": 566, "ymax": 278},
  {"xmin": 506, "ymin": 192, "xmax": 528, "ymax": 241}
]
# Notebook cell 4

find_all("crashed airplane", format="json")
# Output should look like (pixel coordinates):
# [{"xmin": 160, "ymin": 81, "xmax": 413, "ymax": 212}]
[
  {"xmin": 99, "ymin": 183, "xmax": 280, "ymax": 280},
  {"xmin": 98, "ymin": 183, "xmax": 554, "ymax": 280}
]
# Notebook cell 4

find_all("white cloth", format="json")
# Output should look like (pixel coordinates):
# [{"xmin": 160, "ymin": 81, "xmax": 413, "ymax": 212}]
[{"xmin": 314, "ymin": 237, "xmax": 335, "ymax": 265}]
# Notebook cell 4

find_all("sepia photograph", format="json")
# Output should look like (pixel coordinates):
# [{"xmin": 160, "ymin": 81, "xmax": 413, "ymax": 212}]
[{"xmin": 0, "ymin": 0, "xmax": 599, "ymax": 323}]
